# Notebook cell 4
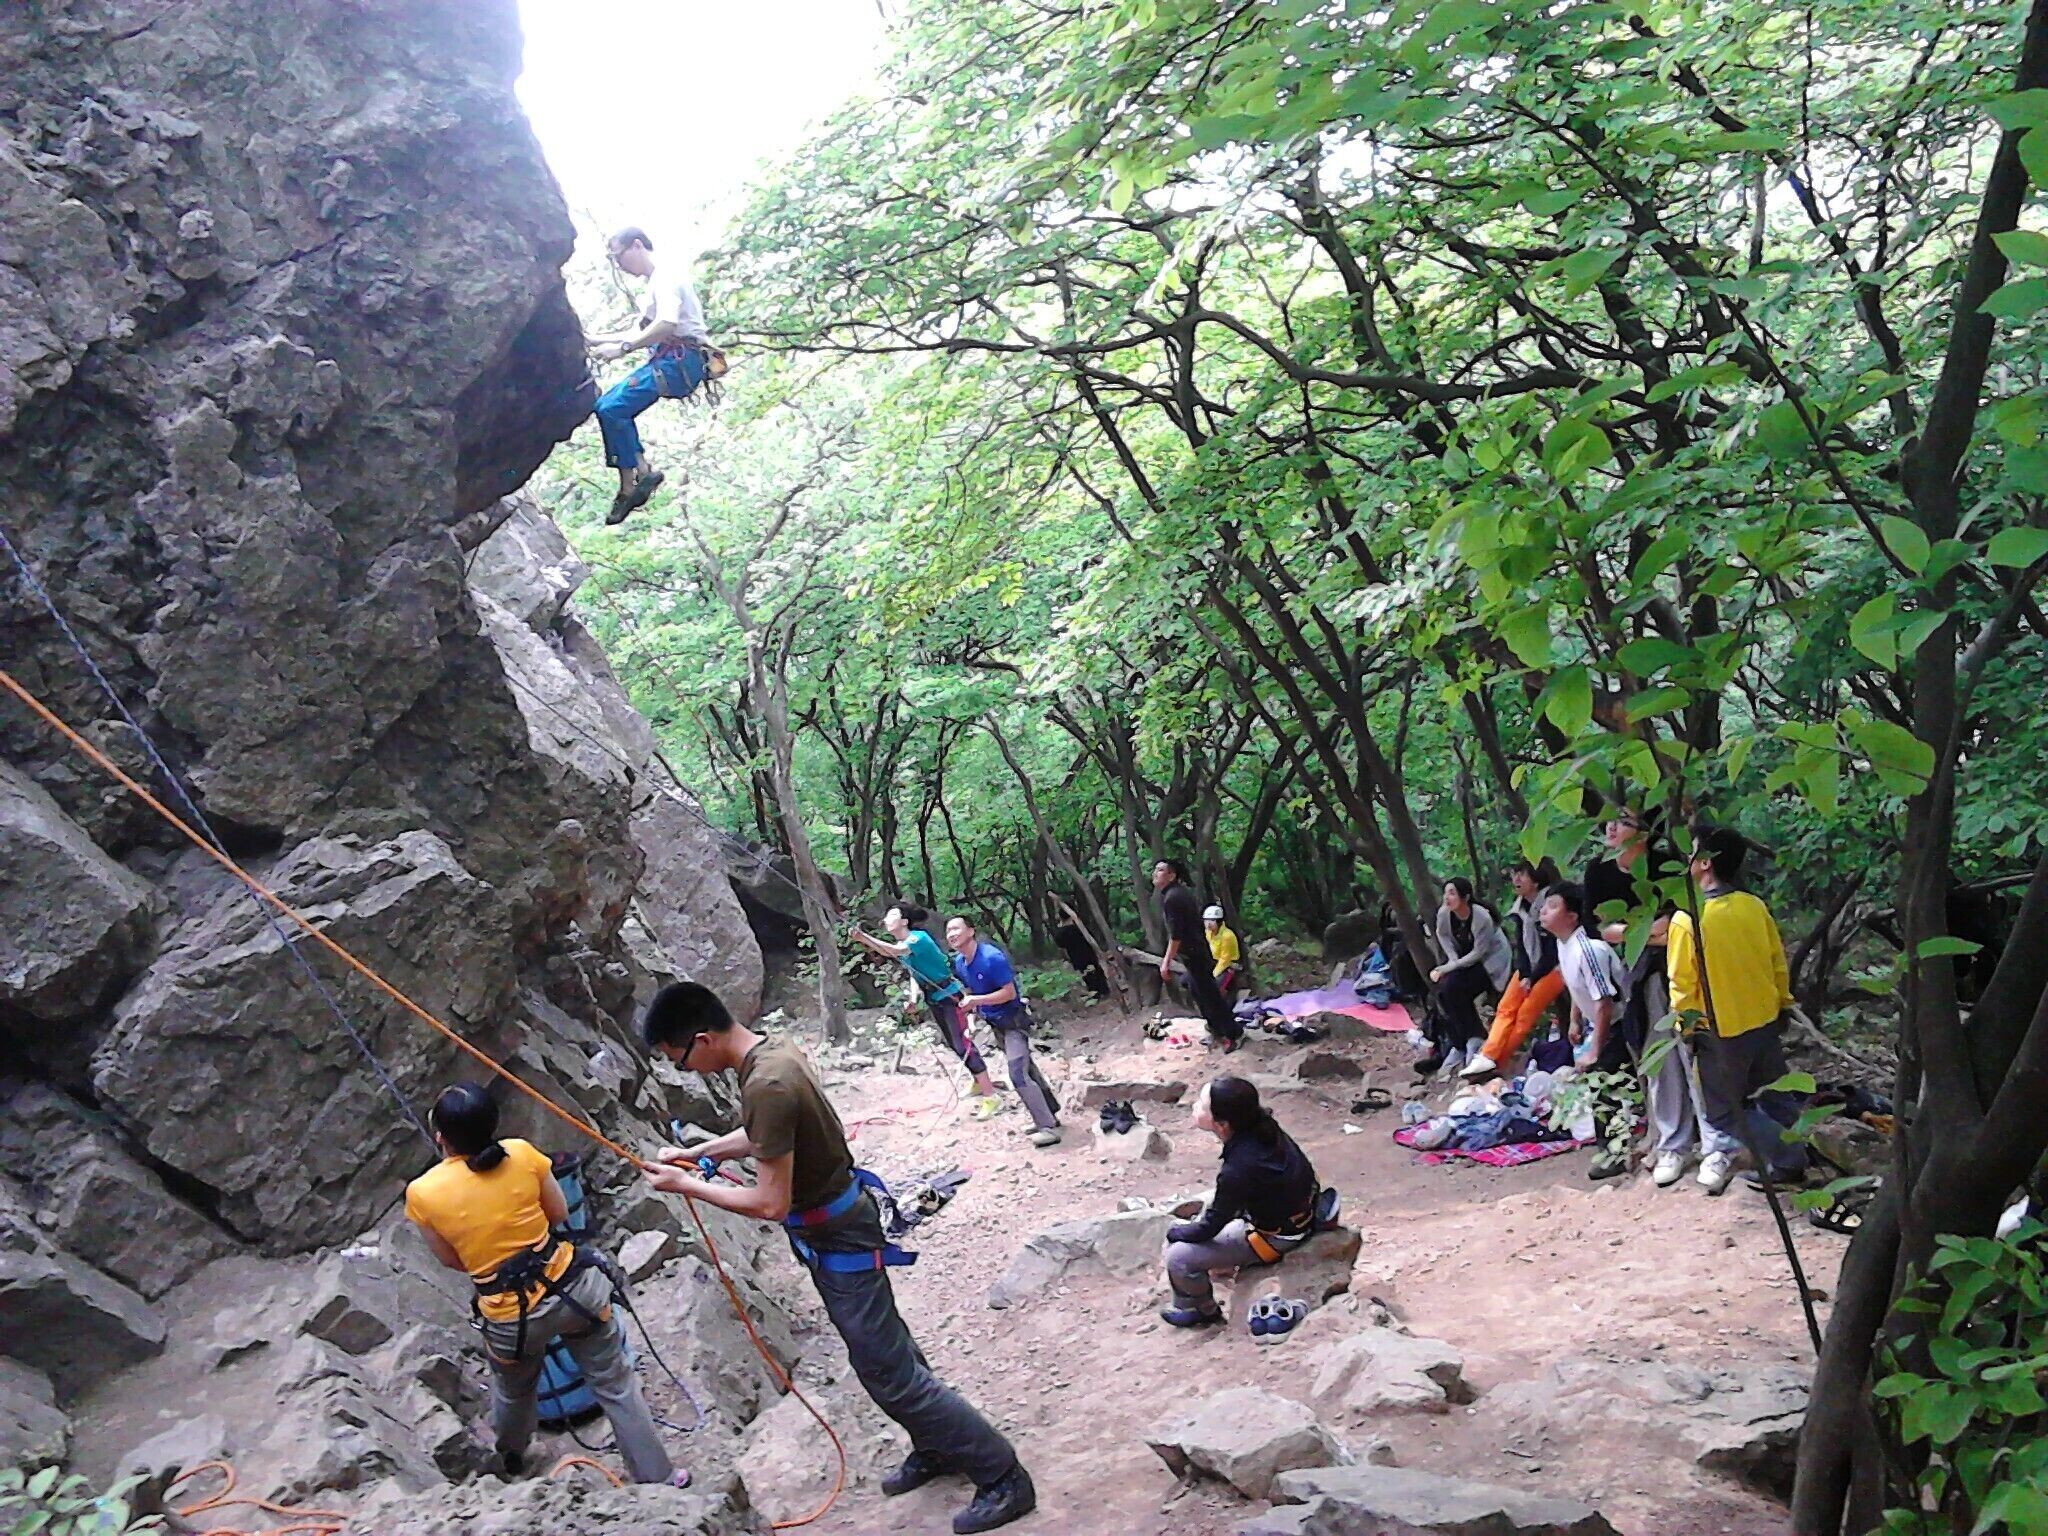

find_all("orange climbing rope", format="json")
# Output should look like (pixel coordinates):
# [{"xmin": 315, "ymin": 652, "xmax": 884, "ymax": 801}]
[
  {"xmin": 165, "ymin": 1461, "xmax": 345, "ymax": 1536},
  {"xmin": 548, "ymin": 1454, "xmax": 627, "ymax": 1488},
  {"xmin": 0, "ymin": 666, "xmax": 847, "ymax": 1529}
]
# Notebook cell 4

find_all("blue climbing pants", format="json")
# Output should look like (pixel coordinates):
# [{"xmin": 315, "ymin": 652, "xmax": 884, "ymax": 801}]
[{"xmin": 594, "ymin": 348, "xmax": 707, "ymax": 470}]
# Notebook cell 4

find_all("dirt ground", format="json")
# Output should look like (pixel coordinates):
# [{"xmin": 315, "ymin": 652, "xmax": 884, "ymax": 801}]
[{"xmin": 709, "ymin": 987, "xmax": 1835, "ymax": 1536}]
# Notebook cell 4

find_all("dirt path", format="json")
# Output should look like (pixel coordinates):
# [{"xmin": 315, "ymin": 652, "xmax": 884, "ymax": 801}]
[{"xmin": 774, "ymin": 992, "xmax": 1832, "ymax": 1536}]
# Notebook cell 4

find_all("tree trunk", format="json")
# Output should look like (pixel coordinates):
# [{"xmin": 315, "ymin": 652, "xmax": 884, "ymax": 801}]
[{"xmin": 750, "ymin": 639, "xmax": 850, "ymax": 1042}]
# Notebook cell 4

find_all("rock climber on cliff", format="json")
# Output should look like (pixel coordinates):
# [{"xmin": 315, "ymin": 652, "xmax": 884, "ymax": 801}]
[{"xmin": 587, "ymin": 226, "xmax": 720, "ymax": 525}]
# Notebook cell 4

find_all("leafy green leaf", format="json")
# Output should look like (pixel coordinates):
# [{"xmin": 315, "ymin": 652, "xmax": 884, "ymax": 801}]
[
  {"xmin": 1915, "ymin": 936, "xmax": 1984, "ymax": 958},
  {"xmin": 1987, "ymin": 526, "xmax": 2048, "ymax": 568},
  {"xmin": 1877, "ymin": 514, "xmax": 1932, "ymax": 574},
  {"xmin": 1995, "ymin": 228, "xmax": 2048, "ymax": 268},
  {"xmin": 1615, "ymin": 636, "xmax": 1694, "ymax": 676},
  {"xmin": 1755, "ymin": 400, "xmax": 1810, "ymax": 459},
  {"xmin": 1982, "ymin": 276, "xmax": 2048, "ymax": 320},
  {"xmin": 1844, "ymin": 713, "xmax": 1936, "ymax": 793},
  {"xmin": 1987, "ymin": 89, "xmax": 2048, "ymax": 132},
  {"xmin": 1543, "ymin": 664, "xmax": 1594, "ymax": 737},
  {"xmin": 1500, "ymin": 605, "xmax": 1555, "ymax": 668}
]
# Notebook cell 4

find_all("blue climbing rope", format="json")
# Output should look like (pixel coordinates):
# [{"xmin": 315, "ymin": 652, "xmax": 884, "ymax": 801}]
[{"xmin": 0, "ymin": 519, "xmax": 435, "ymax": 1145}]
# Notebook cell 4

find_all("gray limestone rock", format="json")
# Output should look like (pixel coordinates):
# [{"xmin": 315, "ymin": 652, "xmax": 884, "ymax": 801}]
[
  {"xmin": 0, "ymin": 1359, "xmax": 68, "ymax": 1470},
  {"xmin": 619, "ymin": 1228, "xmax": 675, "ymax": 1283},
  {"xmin": 630, "ymin": 763, "xmax": 767, "ymax": 1024},
  {"xmin": 988, "ymin": 1206, "xmax": 1175, "ymax": 1308},
  {"xmin": 1146, "ymin": 1386, "xmax": 1352, "ymax": 1500},
  {"xmin": 1310, "ymin": 1327, "xmax": 1473, "ymax": 1414},
  {"xmin": 0, "ymin": 759, "xmax": 155, "ymax": 1029},
  {"xmin": 737, "ymin": 1358, "xmax": 901, "ymax": 1524},
  {"xmin": 1241, "ymin": 1465, "xmax": 1619, "ymax": 1536},
  {"xmin": 1077, "ymin": 1078, "xmax": 1189, "ymax": 1108},
  {"xmin": 1092, "ymin": 1120, "xmax": 1172, "ymax": 1161},
  {"xmin": 91, "ymin": 831, "xmax": 516, "ymax": 1250},
  {"xmin": 465, "ymin": 495, "xmax": 590, "ymax": 632},
  {"xmin": 117, "ymin": 1412, "xmax": 230, "ymax": 1515},
  {"xmin": 0, "ymin": 1246, "xmax": 165, "ymax": 1401},
  {"xmin": 0, "ymin": 1080, "xmax": 236, "ymax": 1297},
  {"xmin": 1225, "ymin": 1227, "xmax": 1363, "ymax": 1329},
  {"xmin": 355, "ymin": 1470, "xmax": 767, "ymax": 1536}
]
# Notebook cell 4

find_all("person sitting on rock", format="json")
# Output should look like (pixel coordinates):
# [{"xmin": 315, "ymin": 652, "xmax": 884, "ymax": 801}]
[
  {"xmin": 404, "ymin": 1083, "xmax": 683, "ymax": 1487},
  {"xmin": 1203, "ymin": 904, "xmax": 1243, "ymax": 998},
  {"xmin": 587, "ymin": 226, "xmax": 717, "ymax": 525},
  {"xmin": 1161, "ymin": 1076, "xmax": 1322, "ymax": 1329},
  {"xmin": 639, "ymin": 982, "xmax": 1037, "ymax": 1534}
]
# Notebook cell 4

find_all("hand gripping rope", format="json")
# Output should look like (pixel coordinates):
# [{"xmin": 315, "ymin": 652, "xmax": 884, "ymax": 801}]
[{"xmin": 0, "ymin": 569, "xmax": 847, "ymax": 1530}]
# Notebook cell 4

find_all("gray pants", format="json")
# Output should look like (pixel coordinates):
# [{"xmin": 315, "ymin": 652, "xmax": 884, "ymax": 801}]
[
  {"xmin": 995, "ymin": 1022, "xmax": 1059, "ymax": 1132},
  {"xmin": 1641, "ymin": 1013, "xmax": 1739, "ymax": 1157},
  {"xmin": 807, "ymin": 1199, "xmax": 1017, "ymax": 1487},
  {"xmin": 481, "ymin": 1263, "xmax": 673, "ymax": 1484},
  {"xmin": 1691, "ymin": 1017, "xmax": 1807, "ymax": 1178},
  {"xmin": 1165, "ymin": 1219, "xmax": 1263, "ymax": 1313}
]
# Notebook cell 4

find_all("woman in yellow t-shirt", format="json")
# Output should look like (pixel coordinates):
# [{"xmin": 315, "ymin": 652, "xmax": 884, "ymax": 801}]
[
  {"xmin": 1204, "ymin": 905, "xmax": 1244, "ymax": 997},
  {"xmin": 404, "ymin": 1084, "xmax": 681, "ymax": 1486}
]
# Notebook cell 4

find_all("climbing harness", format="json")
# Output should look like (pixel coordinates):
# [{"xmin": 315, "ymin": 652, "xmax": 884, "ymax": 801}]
[
  {"xmin": 1246, "ymin": 1186, "xmax": 1341, "ymax": 1266},
  {"xmin": 0, "ymin": 641, "xmax": 849, "ymax": 1527},
  {"xmin": 471, "ymin": 1234, "xmax": 607, "ymax": 1365},
  {"xmin": 782, "ymin": 1168, "xmax": 919, "ymax": 1274}
]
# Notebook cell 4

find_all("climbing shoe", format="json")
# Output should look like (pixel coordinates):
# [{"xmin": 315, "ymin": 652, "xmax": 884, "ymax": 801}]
[
  {"xmin": 606, "ymin": 467, "xmax": 665, "ymax": 525},
  {"xmin": 1159, "ymin": 1304, "xmax": 1225, "ymax": 1329},
  {"xmin": 883, "ymin": 1449, "xmax": 950, "ymax": 1497},
  {"xmin": 1588, "ymin": 1150, "xmax": 1630, "ymax": 1181},
  {"xmin": 953, "ymin": 1462, "xmax": 1037, "ymax": 1534}
]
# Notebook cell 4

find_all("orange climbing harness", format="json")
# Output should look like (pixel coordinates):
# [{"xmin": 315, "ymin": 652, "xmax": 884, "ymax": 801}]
[{"xmin": 0, "ymin": 665, "xmax": 847, "ymax": 1530}]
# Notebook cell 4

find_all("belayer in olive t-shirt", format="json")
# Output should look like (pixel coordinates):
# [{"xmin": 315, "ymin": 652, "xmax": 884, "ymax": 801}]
[{"xmin": 639, "ymin": 982, "xmax": 1037, "ymax": 1534}]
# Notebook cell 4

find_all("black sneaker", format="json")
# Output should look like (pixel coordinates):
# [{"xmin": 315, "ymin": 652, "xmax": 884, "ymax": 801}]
[
  {"xmin": 953, "ymin": 1463, "xmax": 1037, "ymax": 1534},
  {"xmin": 499, "ymin": 1449, "xmax": 524, "ymax": 1478},
  {"xmin": 1413, "ymin": 1052, "xmax": 1445, "ymax": 1077},
  {"xmin": 883, "ymin": 1449, "xmax": 950, "ymax": 1497}
]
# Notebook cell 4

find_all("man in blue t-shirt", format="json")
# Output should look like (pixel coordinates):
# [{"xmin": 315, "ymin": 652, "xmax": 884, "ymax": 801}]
[
  {"xmin": 946, "ymin": 916, "xmax": 1063, "ymax": 1148},
  {"xmin": 851, "ymin": 905, "xmax": 1002, "ymax": 1118}
]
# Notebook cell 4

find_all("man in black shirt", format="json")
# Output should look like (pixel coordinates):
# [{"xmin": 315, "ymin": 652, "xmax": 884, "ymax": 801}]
[
  {"xmin": 1154, "ymin": 859, "xmax": 1241, "ymax": 1048},
  {"xmin": 640, "ymin": 982, "xmax": 1036, "ymax": 1533}
]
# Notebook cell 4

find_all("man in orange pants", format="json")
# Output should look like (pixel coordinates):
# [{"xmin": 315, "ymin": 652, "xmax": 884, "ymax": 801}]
[{"xmin": 1463, "ymin": 859, "xmax": 1562, "ymax": 1082}]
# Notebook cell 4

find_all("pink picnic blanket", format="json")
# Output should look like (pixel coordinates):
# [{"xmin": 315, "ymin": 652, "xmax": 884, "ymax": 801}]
[
  {"xmin": 1393, "ymin": 1124, "xmax": 1589, "ymax": 1167},
  {"xmin": 1255, "ymin": 985, "xmax": 1413, "ymax": 1031}
]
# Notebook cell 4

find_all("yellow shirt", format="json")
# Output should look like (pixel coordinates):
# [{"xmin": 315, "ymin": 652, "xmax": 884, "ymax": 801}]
[
  {"xmin": 1209, "ymin": 924, "xmax": 1242, "ymax": 975},
  {"xmin": 404, "ymin": 1137, "xmax": 570, "ymax": 1321},
  {"xmin": 1666, "ymin": 890, "xmax": 1791, "ymax": 1038}
]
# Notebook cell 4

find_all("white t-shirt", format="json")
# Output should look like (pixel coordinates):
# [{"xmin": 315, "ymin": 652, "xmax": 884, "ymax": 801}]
[
  {"xmin": 645, "ymin": 263, "xmax": 709, "ymax": 344},
  {"xmin": 1557, "ymin": 929, "xmax": 1626, "ymax": 1022}
]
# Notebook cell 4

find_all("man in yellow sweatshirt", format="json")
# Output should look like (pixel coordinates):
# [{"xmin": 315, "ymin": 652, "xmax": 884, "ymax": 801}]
[{"xmin": 1666, "ymin": 823, "xmax": 1809, "ymax": 1195}]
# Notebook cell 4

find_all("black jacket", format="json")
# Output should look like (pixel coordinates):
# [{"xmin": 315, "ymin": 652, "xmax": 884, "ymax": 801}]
[
  {"xmin": 1169, "ymin": 1127, "xmax": 1319, "ymax": 1246},
  {"xmin": 1160, "ymin": 882, "xmax": 1214, "ymax": 970}
]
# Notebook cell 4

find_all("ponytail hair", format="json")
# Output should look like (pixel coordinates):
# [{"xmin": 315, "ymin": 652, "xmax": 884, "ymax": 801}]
[
  {"xmin": 430, "ymin": 1083, "xmax": 507, "ymax": 1172},
  {"xmin": 1208, "ymin": 1075, "xmax": 1281, "ymax": 1144}
]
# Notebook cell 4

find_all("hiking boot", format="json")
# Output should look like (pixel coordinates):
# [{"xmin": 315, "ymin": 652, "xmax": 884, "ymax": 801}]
[
  {"xmin": 1159, "ymin": 1304, "xmax": 1225, "ymax": 1329},
  {"xmin": 1588, "ymin": 1149, "xmax": 1630, "ymax": 1181},
  {"xmin": 953, "ymin": 1463, "xmax": 1037, "ymax": 1534},
  {"xmin": 1028, "ymin": 1127, "xmax": 1063, "ymax": 1148},
  {"xmin": 883, "ymin": 1449, "xmax": 950, "ymax": 1497}
]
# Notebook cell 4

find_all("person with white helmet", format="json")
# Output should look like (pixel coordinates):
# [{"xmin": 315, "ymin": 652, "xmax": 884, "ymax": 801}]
[{"xmin": 1203, "ymin": 905, "xmax": 1243, "ymax": 998}]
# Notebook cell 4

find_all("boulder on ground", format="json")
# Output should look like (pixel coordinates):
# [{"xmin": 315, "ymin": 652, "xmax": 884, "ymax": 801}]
[
  {"xmin": 303, "ymin": 1270, "xmax": 399, "ymax": 1356},
  {"xmin": 0, "ymin": 1359, "xmax": 68, "ymax": 1470},
  {"xmin": 1311, "ymin": 1327, "xmax": 1473, "ymax": 1414},
  {"xmin": 1273, "ymin": 1047, "xmax": 1363, "ymax": 1081},
  {"xmin": 1078, "ymin": 1079, "xmax": 1188, "ymax": 1108},
  {"xmin": 356, "ymin": 1468, "xmax": 767, "ymax": 1536},
  {"xmin": 1146, "ymin": 1386, "xmax": 1351, "ymax": 1500},
  {"xmin": 117, "ymin": 1412, "xmax": 229, "ymax": 1515},
  {"xmin": 1491, "ymin": 1357, "xmax": 1806, "ymax": 1501},
  {"xmin": 988, "ymin": 1206, "xmax": 1174, "ymax": 1308},
  {"xmin": 737, "ymin": 1358, "xmax": 901, "ymax": 1524},
  {"xmin": 1225, "ymin": 1227, "xmax": 1362, "ymax": 1328},
  {"xmin": 1240, "ymin": 1465, "xmax": 1619, "ymax": 1536},
  {"xmin": 1091, "ymin": 1121, "xmax": 1171, "ymax": 1162},
  {"xmin": 1321, "ymin": 909, "xmax": 1380, "ymax": 962},
  {"xmin": 0, "ymin": 1247, "xmax": 165, "ymax": 1400}
]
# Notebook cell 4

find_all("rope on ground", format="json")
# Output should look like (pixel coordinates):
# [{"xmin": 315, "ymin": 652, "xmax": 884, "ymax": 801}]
[
  {"xmin": 0, "ymin": 523, "xmax": 436, "ymax": 1148},
  {"xmin": 548, "ymin": 1454, "xmax": 626, "ymax": 1488},
  {"xmin": 166, "ymin": 1460, "xmax": 345, "ymax": 1536},
  {"xmin": 0, "ymin": 663, "xmax": 847, "ymax": 1530}
]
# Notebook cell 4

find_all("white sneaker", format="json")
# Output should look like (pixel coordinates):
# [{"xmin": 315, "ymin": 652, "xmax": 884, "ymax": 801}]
[
  {"xmin": 1404, "ymin": 1027, "xmax": 1428, "ymax": 1049},
  {"xmin": 1652, "ymin": 1151, "xmax": 1688, "ymax": 1187},
  {"xmin": 1459, "ymin": 1053, "xmax": 1499, "ymax": 1080},
  {"xmin": 1697, "ymin": 1152, "xmax": 1736, "ymax": 1195},
  {"xmin": 1029, "ymin": 1128, "xmax": 1063, "ymax": 1148}
]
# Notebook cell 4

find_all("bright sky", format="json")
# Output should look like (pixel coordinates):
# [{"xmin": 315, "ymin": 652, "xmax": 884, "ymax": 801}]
[{"xmin": 514, "ymin": 0, "xmax": 886, "ymax": 262}]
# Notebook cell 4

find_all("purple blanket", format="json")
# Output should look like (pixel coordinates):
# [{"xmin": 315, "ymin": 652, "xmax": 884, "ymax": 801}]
[{"xmin": 1253, "ymin": 986, "xmax": 1413, "ymax": 1031}]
